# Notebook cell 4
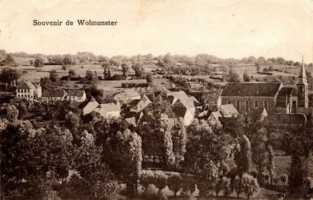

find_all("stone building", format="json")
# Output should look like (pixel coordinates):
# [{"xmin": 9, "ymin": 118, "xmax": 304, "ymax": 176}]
[{"xmin": 220, "ymin": 60, "xmax": 310, "ymax": 114}]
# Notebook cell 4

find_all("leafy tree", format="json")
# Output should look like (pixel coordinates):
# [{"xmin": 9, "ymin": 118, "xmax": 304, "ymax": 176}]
[
  {"xmin": 228, "ymin": 67, "xmax": 240, "ymax": 82},
  {"xmin": 288, "ymin": 154, "xmax": 304, "ymax": 195},
  {"xmin": 68, "ymin": 69, "xmax": 76, "ymax": 79},
  {"xmin": 34, "ymin": 56, "xmax": 45, "ymax": 69},
  {"xmin": 49, "ymin": 70, "xmax": 58, "ymax": 82},
  {"xmin": 146, "ymin": 73, "xmax": 153, "ymax": 83},
  {"xmin": 40, "ymin": 77, "xmax": 53, "ymax": 90},
  {"xmin": 234, "ymin": 134, "xmax": 252, "ymax": 176},
  {"xmin": 103, "ymin": 129, "xmax": 142, "ymax": 195},
  {"xmin": 0, "ymin": 104, "xmax": 19, "ymax": 121},
  {"xmin": 0, "ymin": 49, "xmax": 6, "ymax": 62},
  {"xmin": 234, "ymin": 175, "xmax": 243, "ymax": 197},
  {"xmin": 132, "ymin": 63, "xmax": 145, "ymax": 78},
  {"xmin": 241, "ymin": 173, "xmax": 259, "ymax": 200},
  {"xmin": 167, "ymin": 172, "xmax": 182, "ymax": 196},
  {"xmin": 0, "ymin": 54, "xmax": 17, "ymax": 66},
  {"xmin": 243, "ymin": 71, "xmax": 250, "ymax": 82},
  {"xmin": 0, "ymin": 67, "xmax": 21, "ymax": 86},
  {"xmin": 140, "ymin": 170, "xmax": 155, "ymax": 190},
  {"xmin": 29, "ymin": 59, "xmax": 34, "ymax": 66},
  {"xmin": 154, "ymin": 170, "xmax": 168, "ymax": 192},
  {"xmin": 121, "ymin": 63, "xmax": 129, "ymax": 78}
]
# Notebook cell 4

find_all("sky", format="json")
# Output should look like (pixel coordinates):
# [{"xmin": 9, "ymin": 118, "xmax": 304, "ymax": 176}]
[{"xmin": 0, "ymin": 0, "xmax": 313, "ymax": 63}]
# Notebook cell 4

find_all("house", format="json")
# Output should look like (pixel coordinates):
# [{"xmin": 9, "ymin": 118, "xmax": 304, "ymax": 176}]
[
  {"xmin": 167, "ymin": 91, "xmax": 196, "ymax": 126},
  {"xmin": 114, "ymin": 89, "xmax": 141, "ymax": 104},
  {"xmin": 208, "ymin": 111, "xmax": 222, "ymax": 125},
  {"xmin": 186, "ymin": 82, "xmax": 205, "ymax": 92},
  {"xmin": 41, "ymin": 89, "xmax": 66, "ymax": 102},
  {"xmin": 130, "ymin": 94, "xmax": 152, "ymax": 113},
  {"xmin": 94, "ymin": 102, "xmax": 121, "ymax": 118},
  {"xmin": 66, "ymin": 89, "xmax": 86, "ymax": 102},
  {"xmin": 219, "ymin": 104, "xmax": 239, "ymax": 118},
  {"xmin": 207, "ymin": 104, "xmax": 239, "ymax": 125},
  {"xmin": 83, "ymin": 98, "xmax": 100, "ymax": 116},
  {"xmin": 16, "ymin": 80, "xmax": 42, "ymax": 100}
]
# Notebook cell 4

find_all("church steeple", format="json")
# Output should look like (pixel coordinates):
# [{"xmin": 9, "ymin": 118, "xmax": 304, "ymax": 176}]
[
  {"xmin": 297, "ymin": 57, "xmax": 308, "ymax": 108},
  {"xmin": 298, "ymin": 57, "xmax": 307, "ymax": 84}
]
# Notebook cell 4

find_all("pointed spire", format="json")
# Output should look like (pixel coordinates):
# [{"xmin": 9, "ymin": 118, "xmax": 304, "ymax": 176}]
[{"xmin": 299, "ymin": 56, "xmax": 307, "ymax": 79}]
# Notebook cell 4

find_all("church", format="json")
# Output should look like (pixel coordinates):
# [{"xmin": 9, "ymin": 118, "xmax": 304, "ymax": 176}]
[{"xmin": 220, "ymin": 60, "xmax": 311, "ymax": 115}]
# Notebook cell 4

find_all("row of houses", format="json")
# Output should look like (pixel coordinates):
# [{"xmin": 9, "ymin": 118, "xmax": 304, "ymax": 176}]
[{"xmin": 16, "ymin": 80, "xmax": 86, "ymax": 102}]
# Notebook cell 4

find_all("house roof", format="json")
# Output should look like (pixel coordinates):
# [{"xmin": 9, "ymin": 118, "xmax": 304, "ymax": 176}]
[
  {"xmin": 97, "ymin": 102, "xmax": 121, "ymax": 112},
  {"xmin": 114, "ymin": 89, "xmax": 141, "ymax": 103},
  {"xmin": 67, "ymin": 89, "xmax": 85, "ymax": 97},
  {"xmin": 221, "ymin": 82, "xmax": 281, "ymax": 97},
  {"xmin": 17, "ymin": 80, "xmax": 39, "ymax": 90},
  {"xmin": 268, "ymin": 114, "xmax": 306, "ymax": 125},
  {"xmin": 219, "ymin": 104, "xmax": 239, "ymax": 117},
  {"xmin": 42, "ymin": 89, "xmax": 66, "ymax": 98},
  {"xmin": 167, "ymin": 91, "xmax": 195, "ymax": 110},
  {"xmin": 210, "ymin": 111, "xmax": 222, "ymax": 119},
  {"xmin": 83, "ymin": 98, "xmax": 99, "ymax": 115},
  {"xmin": 130, "ymin": 94, "xmax": 152, "ymax": 113},
  {"xmin": 277, "ymin": 87, "xmax": 297, "ymax": 97}
]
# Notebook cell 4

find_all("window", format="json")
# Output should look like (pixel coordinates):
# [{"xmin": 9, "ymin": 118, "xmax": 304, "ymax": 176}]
[
  {"xmin": 228, "ymin": 100, "xmax": 231, "ymax": 104},
  {"xmin": 246, "ymin": 101, "xmax": 249, "ymax": 111},
  {"xmin": 255, "ymin": 100, "xmax": 258, "ymax": 108},
  {"xmin": 236, "ymin": 100, "xmax": 240, "ymax": 110},
  {"xmin": 264, "ymin": 101, "xmax": 268, "ymax": 110}
]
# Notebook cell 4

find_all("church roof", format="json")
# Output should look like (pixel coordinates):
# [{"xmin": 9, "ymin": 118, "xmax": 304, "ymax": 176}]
[
  {"xmin": 221, "ymin": 82, "xmax": 281, "ymax": 97},
  {"xmin": 299, "ymin": 58, "xmax": 307, "ymax": 79},
  {"xmin": 17, "ymin": 80, "xmax": 39, "ymax": 90}
]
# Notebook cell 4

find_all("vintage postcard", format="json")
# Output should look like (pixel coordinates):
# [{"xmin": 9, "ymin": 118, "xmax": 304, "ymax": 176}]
[{"xmin": 0, "ymin": 0, "xmax": 313, "ymax": 199}]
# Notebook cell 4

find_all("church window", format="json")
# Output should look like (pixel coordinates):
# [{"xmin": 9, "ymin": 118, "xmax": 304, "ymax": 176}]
[
  {"xmin": 264, "ymin": 101, "xmax": 268, "ymax": 110},
  {"xmin": 228, "ymin": 100, "xmax": 231, "ymax": 104},
  {"xmin": 246, "ymin": 101, "xmax": 249, "ymax": 111},
  {"xmin": 236, "ymin": 100, "xmax": 240, "ymax": 110},
  {"xmin": 255, "ymin": 100, "xmax": 258, "ymax": 108}
]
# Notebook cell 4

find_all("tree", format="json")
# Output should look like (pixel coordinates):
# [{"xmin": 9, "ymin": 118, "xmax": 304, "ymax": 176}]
[
  {"xmin": 234, "ymin": 176, "xmax": 243, "ymax": 197},
  {"xmin": 241, "ymin": 173, "xmax": 259, "ymax": 200},
  {"xmin": 243, "ymin": 71, "xmax": 250, "ymax": 82},
  {"xmin": 85, "ymin": 70, "xmax": 97, "ymax": 82},
  {"xmin": 121, "ymin": 63, "xmax": 129, "ymax": 78},
  {"xmin": 228, "ymin": 67, "xmax": 240, "ymax": 82},
  {"xmin": 146, "ymin": 73, "xmax": 153, "ymax": 83},
  {"xmin": 103, "ymin": 129, "xmax": 142, "ymax": 195},
  {"xmin": 34, "ymin": 56, "xmax": 45, "ymax": 69},
  {"xmin": 49, "ymin": 70, "xmax": 58, "ymax": 82},
  {"xmin": 0, "ymin": 67, "xmax": 21, "ymax": 87},
  {"xmin": 0, "ymin": 49, "xmax": 6, "ymax": 63},
  {"xmin": 234, "ymin": 134, "xmax": 252, "ymax": 176},
  {"xmin": 132, "ymin": 63, "xmax": 145, "ymax": 78},
  {"xmin": 29, "ymin": 60, "xmax": 34, "ymax": 66},
  {"xmin": 167, "ymin": 172, "xmax": 182, "ymax": 196},
  {"xmin": 68, "ymin": 69, "xmax": 76, "ymax": 79},
  {"xmin": 0, "ymin": 54, "xmax": 18, "ymax": 67},
  {"xmin": 288, "ymin": 154, "xmax": 304, "ymax": 195}
]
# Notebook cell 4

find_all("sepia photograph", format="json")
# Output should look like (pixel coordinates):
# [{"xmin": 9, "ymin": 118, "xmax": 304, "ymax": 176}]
[{"xmin": 0, "ymin": 0, "xmax": 313, "ymax": 199}]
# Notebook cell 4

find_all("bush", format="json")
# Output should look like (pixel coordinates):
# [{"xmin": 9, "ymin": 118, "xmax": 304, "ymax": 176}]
[
  {"xmin": 144, "ymin": 184, "xmax": 159, "ymax": 198},
  {"xmin": 167, "ymin": 172, "xmax": 182, "ymax": 196},
  {"xmin": 241, "ymin": 173, "xmax": 259, "ymax": 200}
]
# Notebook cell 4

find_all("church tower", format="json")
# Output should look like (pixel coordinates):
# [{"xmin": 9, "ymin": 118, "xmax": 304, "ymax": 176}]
[{"xmin": 297, "ymin": 57, "xmax": 308, "ymax": 108}]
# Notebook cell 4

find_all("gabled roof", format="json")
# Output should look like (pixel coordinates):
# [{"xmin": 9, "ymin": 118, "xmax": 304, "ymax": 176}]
[
  {"xmin": 83, "ymin": 98, "xmax": 99, "ymax": 116},
  {"xmin": 221, "ymin": 82, "xmax": 281, "ymax": 97},
  {"xmin": 42, "ymin": 89, "xmax": 66, "ymax": 98},
  {"xmin": 167, "ymin": 91, "xmax": 195, "ymax": 110},
  {"xmin": 130, "ymin": 94, "xmax": 152, "ymax": 113},
  {"xmin": 67, "ymin": 89, "xmax": 85, "ymax": 97},
  {"xmin": 114, "ymin": 89, "xmax": 141, "ymax": 103},
  {"xmin": 17, "ymin": 80, "xmax": 38, "ymax": 90},
  {"xmin": 210, "ymin": 111, "xmax": 222, "ymax": 119},
  {"xmin": 219, "ymin": 104, "xmax": 239, "ymax": 117}
]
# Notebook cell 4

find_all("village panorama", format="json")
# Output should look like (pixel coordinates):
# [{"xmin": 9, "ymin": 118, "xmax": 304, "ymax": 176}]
[{"xmin": 0, "ymin": 50, "xmax": 312, "ymax": 200}]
